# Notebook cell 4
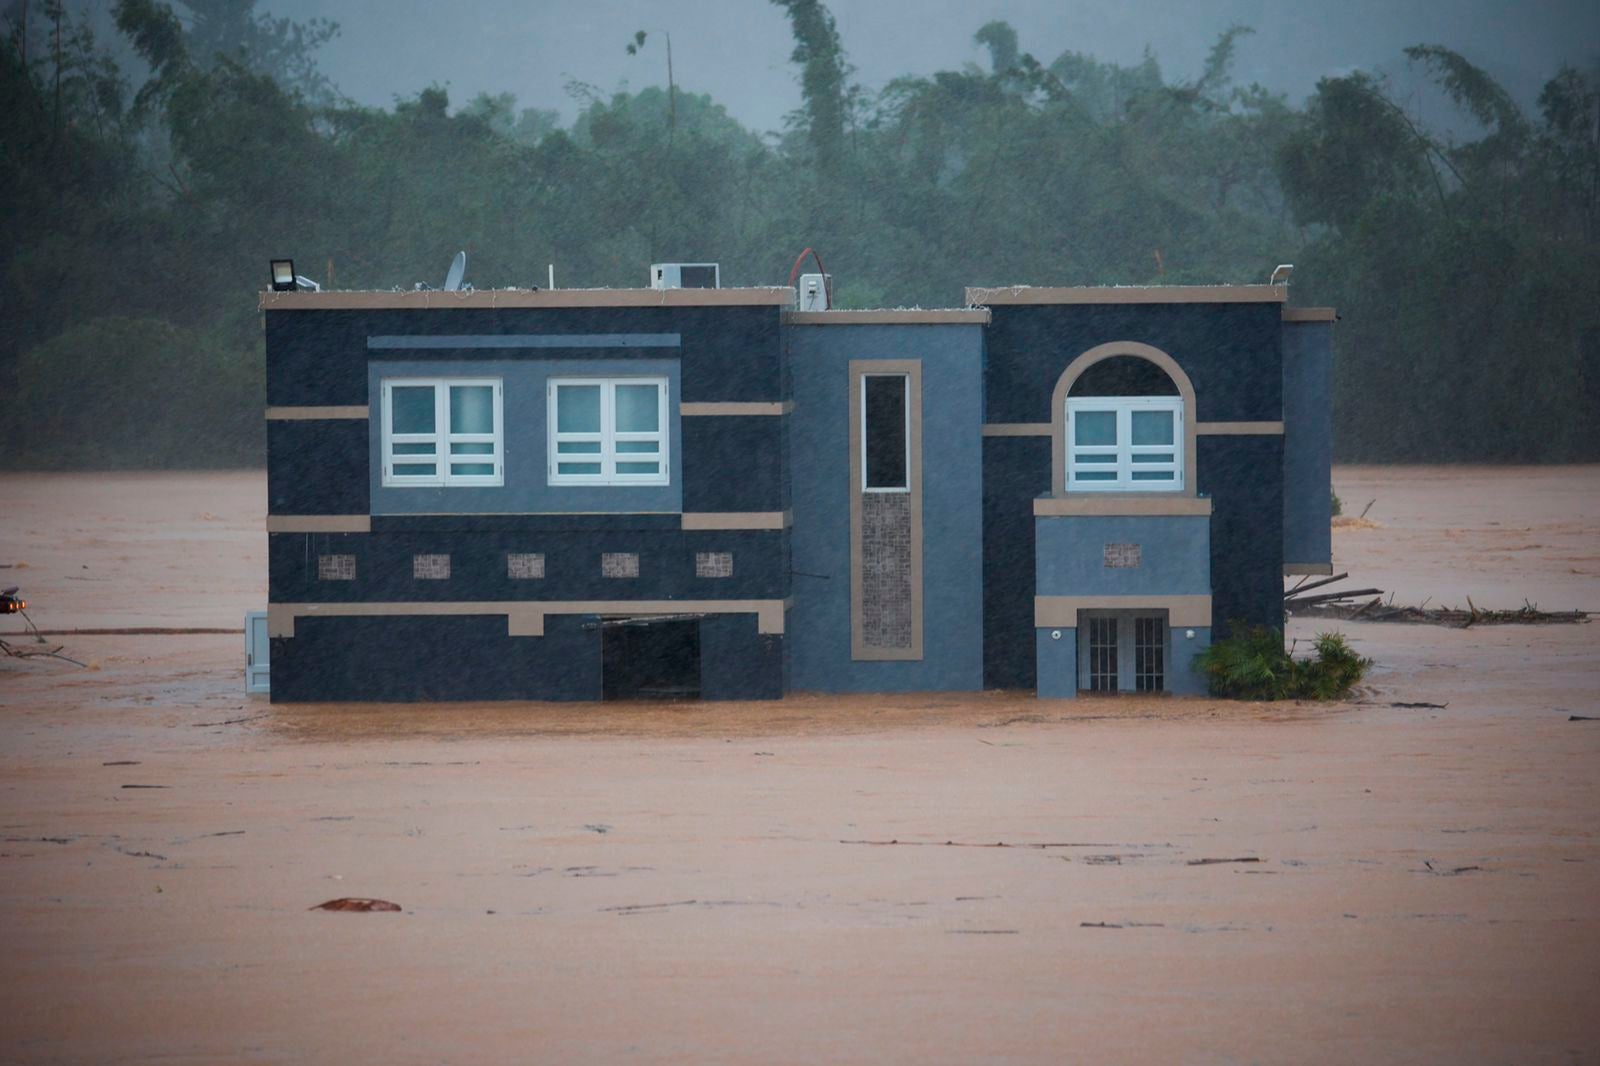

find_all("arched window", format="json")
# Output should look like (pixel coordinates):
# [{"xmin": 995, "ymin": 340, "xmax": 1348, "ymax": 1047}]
[
  {"xmin": 1049, "ymin": 343, "xmax": 1195, "ymax": 497},
  {"xmin": 1066, "ymin": 357, "xmax": 1184, "ymax": 492}
]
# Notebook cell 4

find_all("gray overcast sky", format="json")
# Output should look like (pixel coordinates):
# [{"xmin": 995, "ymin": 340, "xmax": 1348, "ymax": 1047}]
[{"xmin": 264, "ymin": 0, "xmax": 1598, "ymax": 130}]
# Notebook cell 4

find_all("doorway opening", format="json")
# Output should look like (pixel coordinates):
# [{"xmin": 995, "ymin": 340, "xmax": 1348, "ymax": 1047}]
[
  {"xmin": 1079, "ymin": 610, "xmax": 1168, "ymax": 693},
  {"xmin": 601, "ymin": 617, "xmax": 702, "ymax": 700}
]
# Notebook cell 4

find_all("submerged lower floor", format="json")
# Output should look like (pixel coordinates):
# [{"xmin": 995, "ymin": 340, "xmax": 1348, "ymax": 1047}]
[{"xmin": 262, "ymin": 597, "xmax": 1216, "ymax": 702}]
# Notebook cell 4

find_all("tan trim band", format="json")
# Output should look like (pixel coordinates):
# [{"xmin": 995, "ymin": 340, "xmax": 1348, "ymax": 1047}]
[
  {"xmin": 266, "ymin": 515, "xmax": 372, "ymax": 533},
  {"xmin": 1283, "ymin": 307, "xmax": 1337, "ymax": 322},
  {"xmin": 1284, "ymin": 563, "xmax": 1335, "ymax": 576},
  {"xmin": 1051, "ymin": 342, "xmax": 1198, "ymax": 499},
  {"xmin": 680, "ymin": 511, "xmax": 791, "ymax": 531},
  {"xmin": 266, "ymin": 405, "xmax": 369, "ymax": 421},
  {"xmin": 1034, "ymin": 496, "xmax": 1213, "ymax": 517},
  {"xmin": 1196, "ymin": 421, "xmax": 1284, "ymax": 435},
  {"xmin": 982, "ymin": 423, "xmax": 1052, "ymax": 437},
  {"xmin": 1035, "ymin": 595, "xmax": 1213, "ymax": 628},
  {"xmin": 850, "ymin": 359, "xmax": 924, "ymax": 662},
  {"xmin": 679, "ymin": 401, "xmax": 792, "ymax": 417},
  {"xmin": 269, "ymin": 599, "xmax": 789, "ymax": 639},
  {"xmin": 261, "ymin": 287, "xmax": 794, "ymax": 311},
  {"xmin": 967, "ymin": 285, "xmax": 1286, "ymax": 306},
  {"xmin": 783, "ymin": 309, "xmax": 990, "ymax": 324}
]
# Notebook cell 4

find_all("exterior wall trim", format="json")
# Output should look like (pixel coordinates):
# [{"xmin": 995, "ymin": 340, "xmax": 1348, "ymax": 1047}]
[
  {"xmin": 968, "ymin": 285, "xmax": 1287, "ymax": 306},
  {"xmin": 268, "ymin": 599, "xmax": 789, "ymax": 639},
  {"xmin": 849, "ymin": 359, "xmax": 924, "ymax": 661},
  {"xmin": 1050, "ymin": 341, "xmax": 1198, "ymax": 499},
  {"xmin": 368, "ymin": 333, "xmax": 680, "ymax": 350},
  {"xmin": 1196, "ymin": 421, "xmax": 1284, "ymax": 435},
  {"xmin": 784, "ymin": 309, "xmax": 990, "ymax": 324},
  {"xmin": 1034, "ymin": 495, "xmax": 1213, "ymax": 517},
  {"xmin": 260, "ymin": 287, "xmax": 794, "ymax": 310},
  {"xmin": 1035, "ymin": 594, "xmax": 1213, "ymax": 628},
  {"xmin": 1284, "ymin": 562, "xmax": 1336, "ymax": 575},
  {"xmin": 266, "ymin": 515, "xmax": 372, "ymax": 533},
  {"xmin": 982, "ymin": 423, "xmax": 1052, "ymax": 437},
  {"xmin": 266, "ymin": 406, "xmax": 369, "ymax": 421},
  {"xmin": 679, "ymin": 401, "xmax": 793, "ymax": 417},
  {"xmin": 1283, "ymin": 307, "xmax": 1338, "ymax": 322},
  {"xmin": 680, "ymin": 511, "xmax": 792, "ymax": 530}
]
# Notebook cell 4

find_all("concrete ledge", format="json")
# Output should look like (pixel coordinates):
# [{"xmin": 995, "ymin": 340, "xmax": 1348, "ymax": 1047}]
[
  {"xmin": 1284, "ymin": 562, "xmax": 1336, "ymax": 575},
  {"xmin": 1035, "ymin": 595, "xmax": 1212, "ymax": 628},
  {"xmin": 681, "ymin": 511, "xmax": 792, "ymax": 530},
  {"xmin": 967, "ymin": 285, "xmax": 1287, "ymax": 306},
  {"xmin": 783, "ymin": 309, "xmax": 990, "ymax": 324},
  {"xmin": 261, "ymin": 287, "xmax": 794, "ymax": 310},
  {"xmin": 1283, "ymin": 307, "xmax": 1338, "ymax": 322},
  {"xmin": 1034, "ymin": 496, "xmax": 1213, "ymax": 517},
  {"xmin": 266, "ymin": 406, "xmax": 369, "ymax": 421},
  {"xmin": 1196, "ymin": 421, "xmax": 1284, "ymax": 435},
  {"xmin": 269, "ymin": 599, "xmax": 790, "ymax": 638},
  {"xmin": 266, "ymin": 515, "xmax": 372, "ymax": 533},
  {"xmin": 679, "ymin": 401, "xmax": 792, "ymax": 416}
]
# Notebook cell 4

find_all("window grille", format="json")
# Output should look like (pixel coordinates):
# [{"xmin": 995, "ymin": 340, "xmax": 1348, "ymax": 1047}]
[
  {"xmin": 601, "ymin": 552, "xmax": 639, "ymax": 578},
  {"xmin": 413, "ymin": 554, "xmax": 451, "ymax": 580},
  {"xmin": 695, "ymin": 551, "xmax": 733, "ymax": 578},
  {"xmin": 317, "ymin": 554, "xmax": 356, "ymax": 581},
  {"xmin": 507, "ymin": 553, "xmax": 545, "ymax": 579}
]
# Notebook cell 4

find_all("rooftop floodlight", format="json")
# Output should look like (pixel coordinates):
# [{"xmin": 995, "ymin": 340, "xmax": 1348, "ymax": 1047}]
[
  {"xmin": 1270, "ymin": 263, "xmax": 1294, "ymax": 286},
  {"xmin": 269, "ymin": 259, "xmax": 297, "ymax": 291}
]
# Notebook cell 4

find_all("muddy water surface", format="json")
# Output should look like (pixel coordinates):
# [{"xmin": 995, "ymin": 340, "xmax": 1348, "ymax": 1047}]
[{"xmin": 0, "ymin": 468, "xmax": 1596, "ymax": 1064}]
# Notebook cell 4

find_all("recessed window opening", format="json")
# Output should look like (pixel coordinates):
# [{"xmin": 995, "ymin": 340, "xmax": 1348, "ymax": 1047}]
[
  {"xmin": 601, "ymin": 618, "xmax": 702, "ymax": 700},
  {"xmin": 381, "ymin": 378, "xmax": 503, "ymax": 487},
  {"xmin": 861, "ymin": 373, "xmax": 909, "ymax": 492},
  {"xmin": 549, "ymin": 378, "xmax": 669, "ymax": 486},
  {"xmin": 1066, "ymin": 357, "xmax": 1183, "ymax": 493}
]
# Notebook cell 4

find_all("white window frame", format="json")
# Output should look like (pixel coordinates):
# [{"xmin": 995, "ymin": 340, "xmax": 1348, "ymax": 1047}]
[
  {"xmin": 380, "ymin": 377, "xmax": 504, "ymax": 488},
  {"xmin": 1066, "ymin": 395, "xmax": 1184, "ymax": 492},
  {"xmin": 860, "ymin": 372, "xmax": 910, "ymax": 494},
  {"xmin": 547, "ymin": 377, "xmax": 670, "ymax": 487}
]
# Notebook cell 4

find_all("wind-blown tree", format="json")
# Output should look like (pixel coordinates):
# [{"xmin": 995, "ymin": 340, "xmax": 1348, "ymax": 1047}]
[{"xmin": 1279, "ymin": 49, "xmax": 1600, "ymax": 460}]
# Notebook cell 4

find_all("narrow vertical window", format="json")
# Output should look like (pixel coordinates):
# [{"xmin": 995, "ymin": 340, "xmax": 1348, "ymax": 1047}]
[{"xmin": 861, "ymin": 374, "xmax": 908, "ymax": 492}]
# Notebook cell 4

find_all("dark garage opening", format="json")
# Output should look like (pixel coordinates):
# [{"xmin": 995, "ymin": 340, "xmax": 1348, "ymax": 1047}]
[{"xmin": 601, "ymin": 617, "xmax": 702, "ymax": 700}]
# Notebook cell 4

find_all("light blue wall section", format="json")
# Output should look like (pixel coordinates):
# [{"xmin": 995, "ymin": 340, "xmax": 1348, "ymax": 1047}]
[
  {"xmin": 367, "ymin": 359, "xmax": 682, "ymax": 515},
  {"xmin": 1282, "ymin": 321, "xmax": 1333, "ymax": 567},
  {"xmin": 1034, "ymin": 624, "xmax": 1211, "ymax": 698},
  {"xmin": 1034, "ymin": 514, "xmax": 1210, "ymax": 597},
  {"xmin": 1171, "ymin": 627, "xmax": 1211, "ymax": 695},
  {"xmin": 787, "ymin": 324, "xmax": 985, "ymax": 692},
  {"xmin": 1036, "ymin": 627, "xmax": 1078, "ymax": 698}
]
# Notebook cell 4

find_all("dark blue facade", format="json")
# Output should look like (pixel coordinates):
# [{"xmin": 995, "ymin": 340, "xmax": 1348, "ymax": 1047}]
[{"xmin": 262, "ymin": 285, "xmax": 1332, "ymax": 703}]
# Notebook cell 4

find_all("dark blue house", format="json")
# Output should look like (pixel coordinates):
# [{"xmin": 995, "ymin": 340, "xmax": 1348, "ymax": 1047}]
[{"xmin": 261, "ymin": 275, "xmax": 1333, "ymax": 701}]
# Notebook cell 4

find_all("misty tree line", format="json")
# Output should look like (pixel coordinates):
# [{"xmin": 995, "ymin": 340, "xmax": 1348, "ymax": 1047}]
[{"xmin": 2, "ymin": 0, "xmax": 1596, "ymax": 468}]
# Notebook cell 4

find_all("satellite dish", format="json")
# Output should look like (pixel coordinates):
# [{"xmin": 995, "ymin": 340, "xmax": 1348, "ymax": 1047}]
[{"xmin": 444, "ymin": 251, "xmax": 467, "ymax": 292}]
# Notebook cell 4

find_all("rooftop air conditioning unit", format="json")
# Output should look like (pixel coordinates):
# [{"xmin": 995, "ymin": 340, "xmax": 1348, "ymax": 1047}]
[
  {"xmin": 651, "ymin": 263, "xmax": 720, "ymax": 289},
  {"xmin": 797, "ymin": 272, "xmax": 831, "ymax": 311}
]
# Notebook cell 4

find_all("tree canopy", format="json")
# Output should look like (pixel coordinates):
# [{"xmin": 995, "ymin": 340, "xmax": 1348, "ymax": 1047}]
[{"xmin": 3, "ymin": 0, "xmax": 1596, "ymax": 466}]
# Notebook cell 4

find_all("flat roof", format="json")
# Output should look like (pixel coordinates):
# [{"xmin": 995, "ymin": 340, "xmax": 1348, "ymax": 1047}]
[
  {"xmin": 965, "ymin": 284, "xmax": 1289, "ymax": 306},
  {"xmin": 259, "ymin": 287, "xmax": 795, "ymax": 311},
  {"xmin": 783, "ymin": 309, "xmax": 990, "ymax": 325}
]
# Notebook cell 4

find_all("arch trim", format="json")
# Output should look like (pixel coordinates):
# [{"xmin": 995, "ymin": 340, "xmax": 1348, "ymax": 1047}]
[{"xmin": 1049, "ymin": 341, "xmax": 1197, "ymax": 498}]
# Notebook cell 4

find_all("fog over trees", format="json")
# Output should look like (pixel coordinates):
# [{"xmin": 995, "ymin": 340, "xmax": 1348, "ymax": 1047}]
[{"xmin": 2, "ymin": 0, "xmax": 1596, "ymax": 466}]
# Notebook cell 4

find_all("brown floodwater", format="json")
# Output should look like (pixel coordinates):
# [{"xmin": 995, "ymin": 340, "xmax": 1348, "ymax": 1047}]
[{"xmin": 0, "ymin": 467, "xmax": 1596, "ymax": 1064}]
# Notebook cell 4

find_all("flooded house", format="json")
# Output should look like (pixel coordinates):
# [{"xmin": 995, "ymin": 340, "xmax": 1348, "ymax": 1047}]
[{"xmin": 258, "ymin": 262, "xmax": 1334, "ymax": 701}]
